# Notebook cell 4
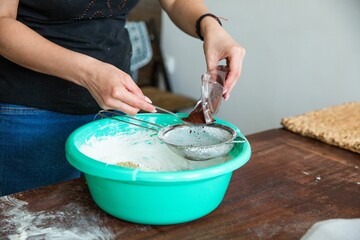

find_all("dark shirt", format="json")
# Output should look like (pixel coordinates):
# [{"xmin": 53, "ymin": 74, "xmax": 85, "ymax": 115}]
[{"xmin": 0, "ymin": 0, "xmax": 139, "ymax": 114}]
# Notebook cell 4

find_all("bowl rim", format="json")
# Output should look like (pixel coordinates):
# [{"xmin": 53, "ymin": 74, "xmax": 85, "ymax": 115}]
[{"xmin": 65, "ymin": 113, "xmax": 251, "ymax": 183}]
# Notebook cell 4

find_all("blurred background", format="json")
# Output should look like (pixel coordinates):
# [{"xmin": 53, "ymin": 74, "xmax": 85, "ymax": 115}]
[{"xmin": 160, "ymin": 0, "xmax": 360, "ymax": 135}]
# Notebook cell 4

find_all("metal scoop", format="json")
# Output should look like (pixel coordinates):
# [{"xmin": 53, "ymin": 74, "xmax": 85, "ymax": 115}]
[
  {"xmin": 185, "ymin": 65, "xmax": 229, "ymax": 124},
  {"xmin": 201, "ymin": 65, "xmax": 228, "ymax": 123},
  {"xmin": 96, "ymin": 109, "xmax": 246, "ymax": 161}
]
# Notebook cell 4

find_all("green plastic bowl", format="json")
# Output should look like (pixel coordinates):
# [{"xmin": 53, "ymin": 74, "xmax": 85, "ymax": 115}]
[{"xmin": 65, "ymin": 113, "xmax": 251, "ymax": 225}]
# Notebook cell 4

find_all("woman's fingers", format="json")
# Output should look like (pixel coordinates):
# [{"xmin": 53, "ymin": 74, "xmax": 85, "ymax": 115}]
[
  {"xmin": 223, "ymin": 47, "xmax": 246, "ymax": 100},
  {"xmin": 109, "ymin": 87, "xmax": 156, "ymax": 115},
  {"xmin": 83, "ymin": 61, "xmax": 156, "ymax": 115}
]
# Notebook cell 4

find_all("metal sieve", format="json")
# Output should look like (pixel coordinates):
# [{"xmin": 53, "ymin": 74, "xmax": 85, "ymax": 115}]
[
  {"xmin": 97, "ymin": 110, "xmax": 246, "ymax": 161},
  {"xmin": 157, "ymin": 124, "xmax": 246, "ymax": 161}
]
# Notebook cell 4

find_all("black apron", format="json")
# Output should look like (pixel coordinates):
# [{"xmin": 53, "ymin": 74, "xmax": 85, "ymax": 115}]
[{"xmin": 0, "ymin": 0, "xmax": 139, "ymax": 114}]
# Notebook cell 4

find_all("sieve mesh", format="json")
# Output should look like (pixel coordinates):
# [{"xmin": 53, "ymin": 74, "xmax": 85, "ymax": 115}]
[{"xmin": 159, "ymin": 124, "xmax": 234, "ymax": 147}]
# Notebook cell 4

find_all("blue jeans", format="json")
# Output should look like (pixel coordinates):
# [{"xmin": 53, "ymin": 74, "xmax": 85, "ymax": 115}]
[{"xmin": 0, "ymin": 103, "xmax": 95, "ymax": 196}]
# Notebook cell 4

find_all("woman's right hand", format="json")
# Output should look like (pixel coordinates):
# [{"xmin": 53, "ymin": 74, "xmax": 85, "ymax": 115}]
[{"xmin": 80, "ymin": 59, "xmax": 156, "ymax": 116}]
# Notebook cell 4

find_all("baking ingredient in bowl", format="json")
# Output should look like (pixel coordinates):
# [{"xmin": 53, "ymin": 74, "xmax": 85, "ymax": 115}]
[
  {"xmin": 79, "ymin": 130, "xmax": 230, "ymax": 172},
  {"xmin": 116, "ymin": 161, "xmax": 140, "ymax": 169}
]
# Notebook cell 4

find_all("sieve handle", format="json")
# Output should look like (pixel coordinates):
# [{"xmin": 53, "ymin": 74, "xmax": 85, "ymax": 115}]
[
  {"xmin": 96, "ymin": 110, "xmax": 162, "ymax": 132},
  {"xmin": 230, "ymin": 135, "xmax": 247, "ymax": 144},
  {"xmin": 154, "ymin": 105, "xmax": 190, "ymax": 123}
]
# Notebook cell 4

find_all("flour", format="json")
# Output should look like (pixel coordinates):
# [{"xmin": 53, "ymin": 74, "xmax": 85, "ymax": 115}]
[
  {"xmin": 79, "ymin": 129, "xmax": 230, "ymax": 172},
  {"xmin": 300, "ymin": 218, "xmax": 360, "ymax": 240},
  {"xmin": 0, "ymin": 196, "xmax": 114, "ymax": 240}
]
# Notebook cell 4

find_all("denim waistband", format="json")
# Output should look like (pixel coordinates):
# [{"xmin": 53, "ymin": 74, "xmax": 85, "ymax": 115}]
[{"xmin": 0, "ymin": 103, "xmax": 49, "ymax": 115}]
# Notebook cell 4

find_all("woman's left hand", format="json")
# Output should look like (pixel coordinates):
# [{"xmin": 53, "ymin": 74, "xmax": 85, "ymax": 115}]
[
  {"xmin": 159, "ymin": 0, "xmax": 245, "ymax": 100},
  {"xmin": 201, "ymin": 18, "xmax": 246, "ymax": 100}
]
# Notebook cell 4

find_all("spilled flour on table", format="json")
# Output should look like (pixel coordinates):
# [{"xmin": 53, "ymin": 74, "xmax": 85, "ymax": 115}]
[
  {"xmin": 0, "ymin": 196, "xmax": 114, "ymax": 240},
  {"xmin": 79, "ymin": 129, "xmax": 230, "ymax": 171}
]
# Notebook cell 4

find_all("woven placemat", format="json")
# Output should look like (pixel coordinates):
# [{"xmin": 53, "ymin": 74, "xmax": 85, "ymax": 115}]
[{"xmin": 281, "ymin": 102, "xmax": 360, "ymax": 154}]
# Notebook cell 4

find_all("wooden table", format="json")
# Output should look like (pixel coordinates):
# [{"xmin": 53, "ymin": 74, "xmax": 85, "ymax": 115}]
[{"xmin": 1, "ymin": 129, "xmax": 359, "ymax": 239}]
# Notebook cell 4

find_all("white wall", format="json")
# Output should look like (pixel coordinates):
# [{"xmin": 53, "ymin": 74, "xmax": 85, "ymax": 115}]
[{"xmin": 161, "ymin": 0, "xmax": 360, "ymax": 135}]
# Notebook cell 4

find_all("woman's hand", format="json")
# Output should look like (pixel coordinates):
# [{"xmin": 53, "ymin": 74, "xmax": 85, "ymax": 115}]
[
  {"xmin": 201, "ymin": 17, "xmax": 246, "ymax": 100},
  {"xmin": 80, "ymin": 59, "xmax": 156, "ymax": 115},
  {"xmin": 159, "ymin": 0, "xmax": 246, "ymax": 101}
]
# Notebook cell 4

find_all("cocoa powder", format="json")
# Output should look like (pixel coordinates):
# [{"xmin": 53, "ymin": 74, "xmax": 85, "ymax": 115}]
[{"xmin": 182, "ymin": 103, "xmax": 206, "ymax": 124}]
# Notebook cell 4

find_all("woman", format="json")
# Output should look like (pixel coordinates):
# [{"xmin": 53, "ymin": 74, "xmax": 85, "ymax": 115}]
[{"xmin": 0, "ymin": 0, "xmax": 245, "ymax": 196}]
